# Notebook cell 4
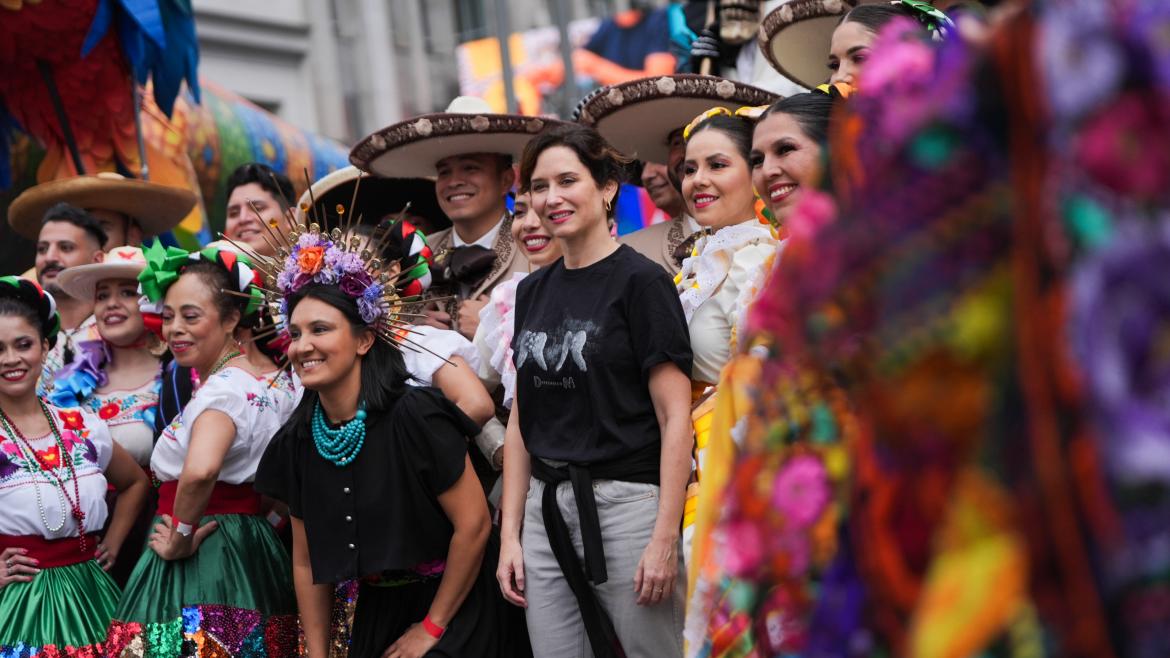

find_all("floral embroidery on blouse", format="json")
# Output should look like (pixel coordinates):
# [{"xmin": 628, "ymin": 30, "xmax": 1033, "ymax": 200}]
[
  {"xmin": 0, "ymin": 408, "xmax": 98, "ymax": 485},
  {"xmin": 49, "ymin": 338, "xmax": 162, "ymax": 430},
  {"xmin": 247, "ymin": 392, "xmax": 273, "ymax": 411},
  {"xmin": 83, "ymin": 385, "xmax": 160, "ymax": 430},
  {"xmin": 161, "ymin": 415, "xmax": 183, "ymax": 443},
  {"xmin": 160, "ymin": 369, "xmax": 295, "ymax": 443}
]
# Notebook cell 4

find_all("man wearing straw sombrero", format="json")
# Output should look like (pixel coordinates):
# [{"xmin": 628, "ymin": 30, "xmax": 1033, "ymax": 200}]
[
  {"xmin": 577, "ymin": 74, "xmax": 778, "ymax": 274},
  {"xmin": 350, "ymin": 96, "xmax": 565, "ymax": 342},
  {"xmin": 7, "ymin": 173, "xmax": 195, "ymax": 393},
  {"xmin": 8, "ymin": 172, "xmax": 196, "ymax": 252}
]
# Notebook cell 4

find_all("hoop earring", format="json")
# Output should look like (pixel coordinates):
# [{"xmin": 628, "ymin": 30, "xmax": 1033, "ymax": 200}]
[{"xmin": 604, "ymin": 198, "xmax": 612, "ymax": 213}]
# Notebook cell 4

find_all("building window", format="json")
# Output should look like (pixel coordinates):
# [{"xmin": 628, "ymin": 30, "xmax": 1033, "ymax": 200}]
[{"xmin": 455, "ymin": 0, "xmax": 490, "ymax": 42}]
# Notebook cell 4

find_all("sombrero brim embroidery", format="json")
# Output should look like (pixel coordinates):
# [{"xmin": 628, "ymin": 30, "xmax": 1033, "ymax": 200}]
[
  {"xmin": 350, "ymin": 113, "xmax": 562, "ymax": 178},
  {"xmin": 576, "ymin": 75, "xmax": 779, "ymax": 164},
  {"xmin": 759, "ymin": 0, "xmax": 858, "ymax": 91}
]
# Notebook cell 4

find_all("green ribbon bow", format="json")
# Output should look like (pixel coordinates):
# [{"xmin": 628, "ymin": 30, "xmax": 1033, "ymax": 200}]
[{"xmin": 138, "ymin": 240, "xmax": 192, "ymax": 302}]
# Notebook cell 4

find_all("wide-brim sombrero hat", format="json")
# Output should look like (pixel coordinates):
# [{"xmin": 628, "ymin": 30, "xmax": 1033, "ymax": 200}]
[
  {"xmin": 350, "ymin": 97, "xmax": 566, "ymax": 178},
  {"xmin": 7, "ymin": 172, "xmax": 197, "ymax": 240},
  {"xmin": 56, "ymin": 245, "xmax": 147, "ymax": 301},
  {"xmin": 294, "ymin": 166, "xmax": 451, "ymax": 233},
  {"xmin": 759, "ymin": 0, "xmax": 858, "ymax": 91},
  {"xmin": 575, "ymin": 75, "xmax": 779, "ymax": 164}
]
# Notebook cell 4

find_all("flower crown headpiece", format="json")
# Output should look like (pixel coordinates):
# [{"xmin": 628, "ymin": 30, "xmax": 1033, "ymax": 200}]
[{"xmin": 273, "ymin": 226, "xmax": 402, "ymax": 329}]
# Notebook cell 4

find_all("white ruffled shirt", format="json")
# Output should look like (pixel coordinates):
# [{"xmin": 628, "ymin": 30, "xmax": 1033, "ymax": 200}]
[
  {"xmin": 402, "ymin": 324, "xmax": 481, "ymax": 387},
  {"xmin": 0, "ymin": 405, "xmax": 113, "ymax": 538},
  {"xmin": 677, "ymin": 220, "xmax": 780, "ymax": 384},
  {"xmin": 150, "ymin": 367, "xmax": 299, "ymax": 484},
  {"xmin": 472, "ymin": 271, "xmax": 526, "ymax": 408}
]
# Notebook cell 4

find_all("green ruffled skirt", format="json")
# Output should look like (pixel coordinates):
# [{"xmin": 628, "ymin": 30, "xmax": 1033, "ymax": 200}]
[
  {"xmin": 0, "ymin": 559, "xmax": 119, "ymax": 657},
  {"xmin": 106, "ymin": 515, "xmax": 298, "ymax": 658}
]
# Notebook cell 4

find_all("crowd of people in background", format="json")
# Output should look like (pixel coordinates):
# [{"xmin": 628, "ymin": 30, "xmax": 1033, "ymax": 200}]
[{"xmin": 1, "ymin": 1, "xmax": 1166, "ymax": 657}]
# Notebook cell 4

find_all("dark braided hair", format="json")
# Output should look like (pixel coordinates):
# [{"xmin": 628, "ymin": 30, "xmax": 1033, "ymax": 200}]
[{"xmin": 0, "ymin": 276, "xmax": 60, "ymax": 348}]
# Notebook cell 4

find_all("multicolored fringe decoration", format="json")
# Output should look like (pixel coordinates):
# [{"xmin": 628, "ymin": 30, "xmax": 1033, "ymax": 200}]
[{"xmin": 692, "ymin": 1, "xmax": 1170, "ymax": 656}]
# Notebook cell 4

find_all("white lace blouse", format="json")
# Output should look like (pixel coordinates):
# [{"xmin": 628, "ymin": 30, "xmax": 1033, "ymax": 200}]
[{"xmin": 676, "ymin": 220, "xmax": 780, "ymax": 384}]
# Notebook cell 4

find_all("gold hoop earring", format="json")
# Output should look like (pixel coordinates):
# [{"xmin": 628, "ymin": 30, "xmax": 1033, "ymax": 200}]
[{"xmin": 604, "ymin": 198, "xmax": 612, "ymax": 213}]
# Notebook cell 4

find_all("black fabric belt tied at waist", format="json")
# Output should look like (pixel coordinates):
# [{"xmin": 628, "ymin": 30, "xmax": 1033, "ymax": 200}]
[{"xmin": 530, "ymin": 443, "xmax": 659, "ymax": 658}]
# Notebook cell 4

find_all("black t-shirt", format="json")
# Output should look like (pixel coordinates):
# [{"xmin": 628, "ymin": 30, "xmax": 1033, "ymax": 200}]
[
  {"xmin": 512, "ymin": 245, "xmax": 691, "ymax": 463},
  {"xmin": 254, "ymin": 387, "xmax": 479, "ymax": 585}
]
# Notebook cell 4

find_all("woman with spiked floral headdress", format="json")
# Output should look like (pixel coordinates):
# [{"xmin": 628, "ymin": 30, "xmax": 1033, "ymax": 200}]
[
  {"xmin": 253, "ymin": 216, "xmax": 530, "ymax": 658},
  {"xmin": 0, "ymin": 276, "xmax": 150, "ymax": 657},
  {"xmin": 295, "ymin": 166, "xmax": 493, "ymax": 431},
  {"xmin": 105, "ymin": 244, "xmax": 301, "ymax": 658}
]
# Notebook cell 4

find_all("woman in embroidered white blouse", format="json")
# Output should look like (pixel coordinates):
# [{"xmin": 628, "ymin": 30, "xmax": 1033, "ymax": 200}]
[
  {"xmin": 678, "ymin": 112, "xmax": 781, "ymax": 385},
  {"xmin": 675, "ymin": 110, "xmax": 781, "ymax": 563}
]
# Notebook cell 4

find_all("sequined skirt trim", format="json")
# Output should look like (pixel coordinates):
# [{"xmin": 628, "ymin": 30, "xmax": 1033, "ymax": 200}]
[
  {"xmin": 0, "ymin": 560, "xmax": 119, "ymax": 656},
  {"xmin": 107, "ymin": 514, "xmax": 298, "ymax": 657}
]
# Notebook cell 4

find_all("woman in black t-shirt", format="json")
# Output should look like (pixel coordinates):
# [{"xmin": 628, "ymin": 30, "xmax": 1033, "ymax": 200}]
[
  {"xmin": 256, "ymin": 283, "xmax": 529, "ymax": 658},
  {"xmin": 497, "ymin": 123, "xmax": 694, "ymax": 657}
]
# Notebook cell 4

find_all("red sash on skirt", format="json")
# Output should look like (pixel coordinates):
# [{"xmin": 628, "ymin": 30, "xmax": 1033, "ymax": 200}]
[
  {"xmin": 0, "ymin": 533, "xmax": 101, "ymax": 568},
  {"xmin": 156, "ymin": 481, "xmax": 262, "ymax": 518}
]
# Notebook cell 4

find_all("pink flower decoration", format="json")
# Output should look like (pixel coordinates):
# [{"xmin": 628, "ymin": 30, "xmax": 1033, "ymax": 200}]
[
  {"xmin": 1075, "ymin": 91, "xmax": 1170, "ymax": 201},
  {"xmin": 858, "ymin": 20, "xmax": 934, "ymax": 98},
  {"xmin": 771, "ymin": 454, "xmax": 830, "ymax": 529},
  {"xmin": 722, "ymin": 518, "xmax": 766, "ymax": 578},
  {"xmin": 785, "ymin": 190, "xmax": 837, "ymax": 244}
]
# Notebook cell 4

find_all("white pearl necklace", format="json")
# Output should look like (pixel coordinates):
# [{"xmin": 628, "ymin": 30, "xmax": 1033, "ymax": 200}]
[{"xmin": 9, "ymin": 436, "xmax": 73, "ymax": 534}]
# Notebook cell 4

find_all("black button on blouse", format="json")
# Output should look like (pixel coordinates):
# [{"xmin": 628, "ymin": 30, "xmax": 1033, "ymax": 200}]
[{"xmin": 255, "ymin": 387, "xmax": 478, "ymax": 584}]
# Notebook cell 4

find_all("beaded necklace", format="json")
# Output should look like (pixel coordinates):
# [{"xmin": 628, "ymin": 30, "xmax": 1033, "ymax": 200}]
[
  {"xmin": 206, "ymin": 350, "xmax": 242, "ymax": 379},
  {"xmin": 0, "ymin": 400, "xmax": 89, "ymax": 553},
  {"xmin": 311, "ymin": 402, "xmax": 367, "ymax": 467}
]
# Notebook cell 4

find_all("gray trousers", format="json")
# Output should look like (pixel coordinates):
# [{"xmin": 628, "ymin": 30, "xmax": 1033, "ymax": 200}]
[{"xmin": 522, "ymin": 476, "xmax": 685, "ymax": 658}]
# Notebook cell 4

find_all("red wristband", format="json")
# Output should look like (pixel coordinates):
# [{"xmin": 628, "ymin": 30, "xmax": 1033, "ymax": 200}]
[{"xmin": 421, "ymin": 615, "xmax": 445, "ymax": 639}]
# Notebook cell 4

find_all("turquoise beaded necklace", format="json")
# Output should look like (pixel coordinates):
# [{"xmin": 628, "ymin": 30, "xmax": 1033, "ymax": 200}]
[{"xmin": 311, "ymin": 402, "xmax": 367, "ymax": 466}]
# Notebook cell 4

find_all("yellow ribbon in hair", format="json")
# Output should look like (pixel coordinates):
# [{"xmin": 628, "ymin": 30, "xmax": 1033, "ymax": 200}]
[{"xmin": 682, "ymin": 104, "xmax": 772, "ymax": 141}]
